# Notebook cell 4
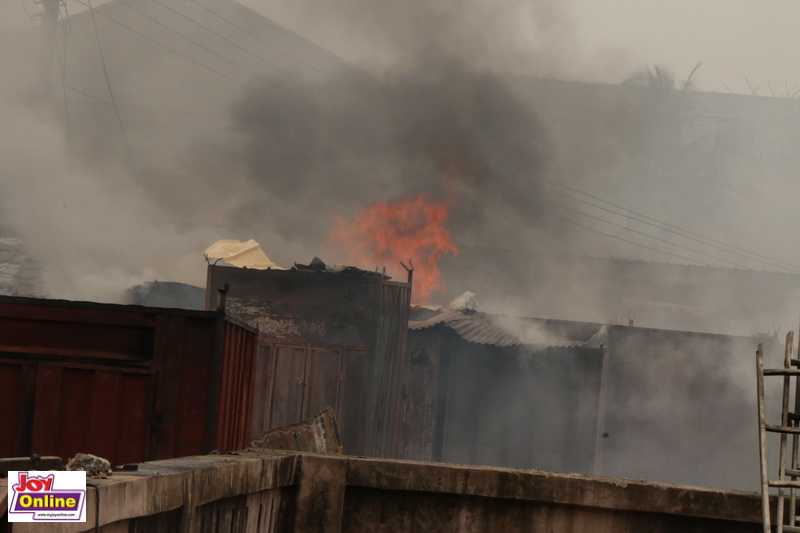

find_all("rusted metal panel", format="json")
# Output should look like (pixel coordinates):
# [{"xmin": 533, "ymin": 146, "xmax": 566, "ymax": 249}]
[
  {"xmin": 0, "ymin": 295, "xmax": 259, "ymax": 465},
  {"xmin": 0, "ymin": 361, "xmax": 35, "ymax": 458},
  {"xmin": 214, "ymin": 321, "xmax": 259, "ymax": 452},
  {"xmin": 28, "ymin": 363, "xmax": 154, "ymax": 465}
]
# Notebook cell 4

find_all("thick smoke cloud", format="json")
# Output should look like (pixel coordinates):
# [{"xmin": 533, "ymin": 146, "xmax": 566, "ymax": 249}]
[
  {"xmin": 230, "ymin": 61, "xmax": 551, "ymax": 259},
  {"xmin": 3, "ymin": 0, "xmax": 799, "ymax": 333}
]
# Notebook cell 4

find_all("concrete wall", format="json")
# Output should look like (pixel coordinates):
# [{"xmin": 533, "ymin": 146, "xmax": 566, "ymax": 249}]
[{"xmin": 2, "ymin": 450, "xmax": 767, "ymax": 532}]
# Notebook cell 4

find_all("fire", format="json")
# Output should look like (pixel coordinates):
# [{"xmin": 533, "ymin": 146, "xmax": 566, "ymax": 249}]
[{"xmin": 328, "ymin": 194, "xmax": 459, "ymax": 303}]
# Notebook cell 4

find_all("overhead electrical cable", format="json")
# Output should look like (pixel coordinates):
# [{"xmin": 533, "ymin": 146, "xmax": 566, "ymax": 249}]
[
  {"xmin": 188, "ymin": 0, "xmax": 339, "ymax": 79},
  {"xmin": 544, "ymin": 185, "xmax": 800, "ymax": 273},
  {"xmin": 62, "ymin": 84, "xmax": 249, "ymax": 162},
  {"xmin": 86, "ymin": 0, "xmax": 138, "ymax": 176},
  {"xmin": 71, "ymin": 0, "xmax": 248, "ymax": 89},
  {"xmin": 543, "ymin": 198, "xmax": 753, "ymax": 270},
  {"xmin": 544, "ymin": 177, "xmax": 800, "ymax": 272},
  {"xmin": 93, "ymin": 0, "xmax": 366, "ymax": 141},
  {"xmin": 183, "ymin": 0, "xmax": 371, "ymax": 112},
  {"xmin": 540, "ymin": 209, "xmax": 711, "ymax": 267}
]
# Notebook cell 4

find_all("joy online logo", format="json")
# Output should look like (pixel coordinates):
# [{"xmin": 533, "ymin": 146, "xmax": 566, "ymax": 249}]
[{"xmin": 8, "ymin": 471, "xmax": 86, "ymax": 522}]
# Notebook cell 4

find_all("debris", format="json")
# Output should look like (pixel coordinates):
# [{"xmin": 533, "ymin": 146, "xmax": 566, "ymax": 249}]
[
  {"xmin": 204, "ymin": 239, "xmax": 284, "ymax": 270},
  {"xmin": 293, "ymin": 256, "xmax": 390, "ymax": 279},
  {"xmin": 251, "ymin": 406, "xmax": 343, "ymax": 455},
  {"xmin": 66, "ymin": 453, "xmax": 112, "ymax": 479},
  {"xmin": 447, "ymin": 290, "xmax": 479, "ymax": 311}
]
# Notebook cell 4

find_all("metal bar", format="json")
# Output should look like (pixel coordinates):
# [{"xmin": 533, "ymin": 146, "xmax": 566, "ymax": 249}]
[
  {"xmin": 791, "ymin": 322, "xmax": 800, "ymax": 527},
  {"xmin": 757, "ymin": 344, "xmax": 772, "ymax": 533},
  {"xmin": 767, "ymin": 425, "xmax": 800, "ymax": 434},
  {"xmin": 779, "ymin": 332, "xmax": 795, "ymax": 533},
  {"xmin": 766, "ymin": 369, "xmax": 800, "ymax": 376},
  {"xmin": 771, "ymin": 480, "xmax": 800, "ymax": 489}
]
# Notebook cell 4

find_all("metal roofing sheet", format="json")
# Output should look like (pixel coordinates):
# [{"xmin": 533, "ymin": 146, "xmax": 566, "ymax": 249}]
[{"xmin": 409, "ymin": 310, "xmax": 594, "ymax": 348}]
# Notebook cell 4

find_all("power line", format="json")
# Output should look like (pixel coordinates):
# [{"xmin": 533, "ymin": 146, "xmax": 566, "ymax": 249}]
[
  {"xmin": 543, "ymin": 198, "xmax": 754, "ymax": 270},
  {"xmin": 82, "ymin": 0, "xmax": 367, "ymax": 142},
  {"xmin": 70, "ymin": 0, "xmax": 248, "ymax": 89},
  {"xmin": 183, "ymin": 0, "xmax": 368, "ymax": 110},
  {"xmin": 544, "ymin": 185, "xmax": 800, "ymax": 273},
  {"xmin": 115, "ymin": 0, "xmax": 258, "ymax": 83},
  {"xmin": 188, "ymin": 0, "xmax": 339, "ymax": 79},
  {"xmin": 540, "ymin": 208, "xmax": 712, "ymax": 267},
  {"xmin": 154, "ymin": 0, "xmax": 320, "ymax": 82},
  {"xmin": 62, "ymin": 83, "xmax": 248, "ymax": 162},
  {"xmin": 544, "ymin": 177, "xmax": 800, "ymax": 272},
  {"xmin": 86, "ymin": 0, "xmax": 138, "ymax": 175}
]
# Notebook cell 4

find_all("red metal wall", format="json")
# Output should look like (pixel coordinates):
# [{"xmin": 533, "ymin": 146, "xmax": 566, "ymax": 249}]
[
  {"xmin": 0, "ymin": 296, "xmax": 258, "ymax": 464},
  {"xmin": 214, "ymin": 320, "xmax": 259, "ymax": 451}
]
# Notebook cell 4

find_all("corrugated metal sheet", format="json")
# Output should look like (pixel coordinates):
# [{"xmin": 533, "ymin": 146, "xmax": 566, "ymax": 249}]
[
  {"xmin": 0, "ymin": 295, "xmax": 259, "ymax": 464},
  {"xmin": 214, "ymin": 320, "xmax": 259, "ymax": 452},
  {"xmin": 409, "ymin": 310, "xmax": 592, "ymax": 348}
]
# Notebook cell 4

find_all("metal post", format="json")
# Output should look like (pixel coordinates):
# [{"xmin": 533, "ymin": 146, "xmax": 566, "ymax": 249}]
[{"xmin": 757, "ymin": 343, "xmax": 772, "ymax": 533}]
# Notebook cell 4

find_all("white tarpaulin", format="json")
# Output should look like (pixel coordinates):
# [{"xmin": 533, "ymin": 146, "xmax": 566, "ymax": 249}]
[{"xmin": 204, "ymin": 239, "xmax": 284, "ymax": 270}]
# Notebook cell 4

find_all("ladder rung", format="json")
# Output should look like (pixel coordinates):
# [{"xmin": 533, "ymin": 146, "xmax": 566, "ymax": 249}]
[
  {"xmin": 768, "ymin": 479, "xmax": 800, "ymax": 488},
  {"xmin": 792, "ymin": 358, "xmax": 800, "ymax": 367},
  {"xmin": 766, "ymin": 425, "xmax": 800, "ymax": 434},
  {"xmin": 782, "ymin": 526, "xmax": 800, "ymax": 533},
  {"xmin": 786, "ymin": 468, "xmax": 800, "ymax": 477},
  {"xmin": 763, "ymin": 368, "xmax": 800, "ymax": 376},
  {"xmin": 789, "ymin": 413, "xmax": 800, "ymax": 424}
]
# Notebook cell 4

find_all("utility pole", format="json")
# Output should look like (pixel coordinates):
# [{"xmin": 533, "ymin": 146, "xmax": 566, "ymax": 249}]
[{"xmin": 38, "ymin": 0, "xmax": 62, "ymax": 99}]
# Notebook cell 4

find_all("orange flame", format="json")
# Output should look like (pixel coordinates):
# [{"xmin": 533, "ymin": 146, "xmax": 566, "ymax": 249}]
[{"xmin": 328, "ymin": 194, "xmax": 459, "ymax": 303}]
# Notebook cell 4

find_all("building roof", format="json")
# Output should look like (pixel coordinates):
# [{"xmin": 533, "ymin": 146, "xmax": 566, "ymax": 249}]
[
  {"xmin": 409, "ymin": 308, "xmax": 599, "ymax": 348},
  {"xmin": 0, "ymin": 235, "xmax": 42, "ymax": 296}
]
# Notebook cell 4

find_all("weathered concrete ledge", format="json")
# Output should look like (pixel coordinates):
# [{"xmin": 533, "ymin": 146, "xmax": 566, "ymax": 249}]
[
  {"xmin": 5, "ymin": 451, "xmax": 297, "ymax": 533},
  {"xmin": 343, "ymin": 455, "xmax": 762, "ymax": 524},
  {"xmin": 1, "ymin": 450, "xmax": 767, "ymax": 532}
]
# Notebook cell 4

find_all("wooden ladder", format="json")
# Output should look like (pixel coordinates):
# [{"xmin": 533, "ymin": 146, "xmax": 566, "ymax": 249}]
[{"xmin": 757, "ymin": 332, "xmax": 800, "ymax": 533}]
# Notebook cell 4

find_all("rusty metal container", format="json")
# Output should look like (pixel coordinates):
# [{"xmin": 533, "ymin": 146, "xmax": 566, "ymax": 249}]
[
  {"xmin": 205, "ymin": 264, "xmax": 412, "ymax": 458},
  {"xmin": 0, "ymin": 295, "xmax": 258, "ymax": 465}
]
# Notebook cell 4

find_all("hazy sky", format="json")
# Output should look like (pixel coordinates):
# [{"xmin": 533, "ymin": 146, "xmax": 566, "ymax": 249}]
[
  {"xmin": 244, "ymin": 0, "xmax": 800, "ymax": 95},
  {"xmin": 2, "ymin": 0, "xmax": 799, "ymax": 95}
]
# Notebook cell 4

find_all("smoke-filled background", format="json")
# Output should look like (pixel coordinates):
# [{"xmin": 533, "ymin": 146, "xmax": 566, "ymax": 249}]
[
  {"xmin": 3, "ymin": 0, "xmax": 800, "ymax": 491},
  {"xmin": 2, "ymin": 0, "xmax": 800, "ymax": 335},
  {"xmin": 1, "ymin": 0, "xmax": 800, "ymax": 328}
]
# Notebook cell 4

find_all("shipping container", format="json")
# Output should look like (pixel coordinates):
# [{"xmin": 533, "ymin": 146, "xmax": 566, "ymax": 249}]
[
  {"xmin": 0, "ymin": 295, "xmax": 258, "ymax": 465},
  {"xmin": 206, "ymin": 264, "xmax": 412, "ymax": 458}
]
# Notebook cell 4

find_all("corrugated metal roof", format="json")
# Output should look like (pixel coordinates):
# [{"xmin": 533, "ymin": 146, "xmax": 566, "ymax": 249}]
[{"xmin": 409, "ymin": 309, "xmax": 596, "ymax": 348}]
